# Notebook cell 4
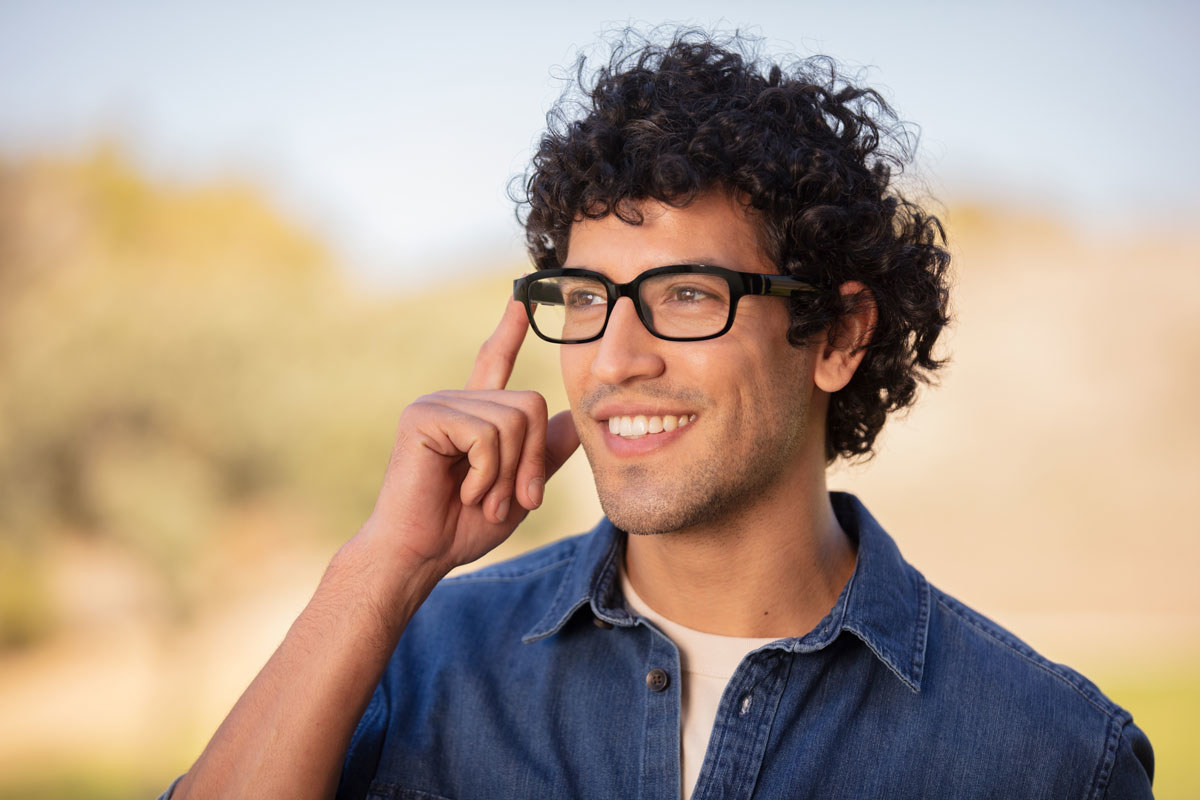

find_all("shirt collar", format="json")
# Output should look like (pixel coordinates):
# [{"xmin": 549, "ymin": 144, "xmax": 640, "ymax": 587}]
[
  {"xmin": 827, "ymin": 491, "xmax": 930, "ymax": 693},
  {"xmin": 522, "ymin": 491, "xmax": 930, "ymax": 693},
  {"xmin": 521, "ymin": 517, "xmax": 626, "ymax": 643}
]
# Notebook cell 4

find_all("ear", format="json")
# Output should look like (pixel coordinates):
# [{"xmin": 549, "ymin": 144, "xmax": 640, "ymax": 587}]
[{"xmin": 814, "ymin": 281, "xmax": 877, "ymax": 393}]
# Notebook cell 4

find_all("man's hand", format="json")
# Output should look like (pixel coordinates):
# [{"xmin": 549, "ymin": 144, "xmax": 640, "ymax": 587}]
[
  {"xmin": 360, "ymin": 297, "xmax": 580, "ymax": 574},
  {"xmin": 170, "ymin": 298, "xmax": 580, "ymax": 800}
]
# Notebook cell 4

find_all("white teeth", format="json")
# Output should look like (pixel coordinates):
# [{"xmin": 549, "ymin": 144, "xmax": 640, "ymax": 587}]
[{"xmin": 605, "ymin": 414, "xmax": 695, "ymax": 438}]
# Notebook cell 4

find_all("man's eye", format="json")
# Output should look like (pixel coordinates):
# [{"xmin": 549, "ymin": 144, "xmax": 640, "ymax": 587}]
[
  {"xmin": 669, "ymin": 286, "xmax": 711, "ymax": 303},
  {"xmin": 566, "ymin": 289, "xmax": 605, "ymax": 307}
]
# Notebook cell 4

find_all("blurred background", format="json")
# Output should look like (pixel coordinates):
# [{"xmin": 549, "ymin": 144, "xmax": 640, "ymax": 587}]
[{"xmin": 1, "ymin": 1, "xmax": 1197, "ymax": 797}]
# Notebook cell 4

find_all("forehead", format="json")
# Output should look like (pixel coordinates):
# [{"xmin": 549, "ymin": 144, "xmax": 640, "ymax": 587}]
[{"xmin": 563, "ymin": 192, "xmax": 773, "ymax": 280}]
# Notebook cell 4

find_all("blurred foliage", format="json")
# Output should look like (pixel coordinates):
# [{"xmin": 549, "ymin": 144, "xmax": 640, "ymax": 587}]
[
  {"xmin": 0, "ymin": 147, "xmax": 568, "ymax": 646},
  {"xmin": 0, "ymin": 540, "xmax": 53, "ymax": 649}
]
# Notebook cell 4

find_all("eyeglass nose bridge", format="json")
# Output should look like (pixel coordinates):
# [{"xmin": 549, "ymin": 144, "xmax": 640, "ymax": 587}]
[
  {"xmin": 596, "ymin": 283, "xmax": 658, "ymax": 341},
  {"xmin": 602, "ymin": 277, "xmax": 659, "ymax": 339}
]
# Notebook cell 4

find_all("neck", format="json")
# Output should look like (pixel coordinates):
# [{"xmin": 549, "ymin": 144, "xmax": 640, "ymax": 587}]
[{"xmin": 623, "ymin": 469, "xmax": 856, "ymax": 638}]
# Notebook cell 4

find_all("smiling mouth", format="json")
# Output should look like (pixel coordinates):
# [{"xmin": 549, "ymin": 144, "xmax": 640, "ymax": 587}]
[{"xmin": 605, "ymin": 414, "xmax": 697, "ymax": 439}]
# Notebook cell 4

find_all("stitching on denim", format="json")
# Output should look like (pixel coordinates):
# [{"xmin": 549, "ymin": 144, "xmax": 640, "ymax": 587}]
[
  {"xmin": 932, "ymin": 590, "xmax": 1119, "ymax": 719},
  {"xmin": 836, "ymin": 569, "xmax": 927, "ymax": 692},
  {"xmin": 787, "ymin": 565, "xmax": 857, "ymax": 655},
  {"xmin": 592, "ymin": 537, "xmax": 624, "ymax": 616},
  {"xmin": 442, "ymin": 556, "xmax": 573, "ymax": 585},
  {"xmin": 843, "ymin": 626, "xmax": 920, "ymax": 693},
  {"xmin": 543, "ymin": 555, "xmax": 583, "ymax": 623},
  {"xmin": 909, "ymin": 571, "xmax": 931, "ymax": 686},
  {"xmin": 1085, "ymin": 714, "xmax": 1126, "ymax": 800},
  {"xmin": 520, "ymin": 552, "xmax": 595, "ymax": 642}
]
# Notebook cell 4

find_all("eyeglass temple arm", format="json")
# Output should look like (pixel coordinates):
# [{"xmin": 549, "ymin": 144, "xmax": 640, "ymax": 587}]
[
  {"xmin": 755, "ymin": 274, "xmax": 821, "ymax": 297},
  {"xmin": 513, "ymin": 278, "xmax": 565, "ymax": 304}
]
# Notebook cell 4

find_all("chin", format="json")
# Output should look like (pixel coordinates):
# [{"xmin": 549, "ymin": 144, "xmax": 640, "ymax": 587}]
[
  {"xmin": 600, "ymin": 501, "xmax": 684, "ymax": 537},
  {"xmin": 592, "ymin": 467, "xmax": 737, "ymax": 536}
]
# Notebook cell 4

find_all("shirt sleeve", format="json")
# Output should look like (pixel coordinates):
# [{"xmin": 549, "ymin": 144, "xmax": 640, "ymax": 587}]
[
  {"xmin": 335, "ymin": 680, "xmax": 390, "ymax": 800},
  {"xmin": 1102, "ymin": 719, "xmax": 1154, "ymax": 799},
  {"xmin": 156, "ymin": 775, "xmax": 183, "ymax": 799}
]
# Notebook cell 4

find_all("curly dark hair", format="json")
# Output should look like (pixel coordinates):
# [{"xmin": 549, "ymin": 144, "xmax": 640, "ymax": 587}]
[{"xmin": 516, "ymin": 29, "xmax": 951, "ymax": 462}]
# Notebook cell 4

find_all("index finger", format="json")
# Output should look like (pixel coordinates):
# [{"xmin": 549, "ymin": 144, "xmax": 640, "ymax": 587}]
[{"xmin": 465, "ymin": 296, "xmax": 531, "ymax": 391}]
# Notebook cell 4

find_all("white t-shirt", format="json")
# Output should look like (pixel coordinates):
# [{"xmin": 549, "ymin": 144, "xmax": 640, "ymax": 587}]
[{"xmin": 620, "ymin": 568, "xmax": 780, "ymax": 800}]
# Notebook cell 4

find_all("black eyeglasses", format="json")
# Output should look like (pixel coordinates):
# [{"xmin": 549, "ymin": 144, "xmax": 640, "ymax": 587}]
[{"xmin": 512, "ymin": 265, "xmax": 821, "ymax": 344}]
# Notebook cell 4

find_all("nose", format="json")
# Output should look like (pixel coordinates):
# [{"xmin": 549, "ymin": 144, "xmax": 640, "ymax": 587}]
[{"xmin": 588, "ymin": 297, "xmax": 666, "ymax": 385}]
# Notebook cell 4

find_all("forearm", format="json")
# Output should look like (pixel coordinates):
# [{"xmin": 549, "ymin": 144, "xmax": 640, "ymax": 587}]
[
  {"xmin": 170, "ymin": 299, "xmax": 576, "ymax": 798},
  {"xmin": 172, "ymin": 533, "xmax": 447, "ymax": 800}
]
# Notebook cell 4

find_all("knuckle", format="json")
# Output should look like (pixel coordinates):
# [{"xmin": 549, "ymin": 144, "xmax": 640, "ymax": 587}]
[
  {"xmin": 476, "ymin": 334, "xmax": 498, "ymax": 357},
  {"xmin": 525, "ymin": 445, "xmax": 547, "ymax": 468},
  {"xmin": 479, "ymin": 419, "xmax": 500, "ymax": 444},
  {"xmin": 517, "ymin": 390, "xmax": 548, "ymax": 417},
  {"xmin": 397, "ymin": 402, "xmax": 429, "ymax": 427},
  {"xmin": 499, "ymin": 403, "xmax": 527, "ymax": 431},
  {"xmin": 403, "ymin": 393, "xmax": 456, "ymax": 422},
  {"xmin": 409, "ymin": 392, "xmax": 446, "ymax": 411},
  {"xmin": 481, "ymin": 337, "xmax": 515, "ymax": 368}
]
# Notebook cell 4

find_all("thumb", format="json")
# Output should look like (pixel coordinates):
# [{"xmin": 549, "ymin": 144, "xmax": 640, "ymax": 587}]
[{"xmin": 544, "ymin": 409, "xmax": 581, "ymax": 480}]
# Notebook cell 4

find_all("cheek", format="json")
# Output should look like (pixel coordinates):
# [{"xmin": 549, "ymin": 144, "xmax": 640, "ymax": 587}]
[
  {"xmin": 746, "ymin": 301, "xmax": 812, "ymax": 378},
  {"xmin": 559, "ymin": 345, "xmax": 590, "ymax": 410},
  {"xmin": 731, "ymin": 327, "xmax": 816, "ymax": 420}
]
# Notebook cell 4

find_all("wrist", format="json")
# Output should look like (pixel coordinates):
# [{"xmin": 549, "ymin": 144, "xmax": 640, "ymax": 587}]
[{"xmin": 323, "ymin": 528, "xmax": 450, "ymax": 639}]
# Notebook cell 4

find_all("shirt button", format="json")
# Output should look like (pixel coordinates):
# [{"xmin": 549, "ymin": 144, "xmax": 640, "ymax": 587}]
[{"xmin": 646, "ymin": 668, "xmax": 670, "ymax": 692}]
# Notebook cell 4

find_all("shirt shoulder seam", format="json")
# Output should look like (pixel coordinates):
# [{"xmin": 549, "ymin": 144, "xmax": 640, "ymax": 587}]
[{"xmin": 931, "ymin": 589, "xmax": 1125, "ymax": 721}]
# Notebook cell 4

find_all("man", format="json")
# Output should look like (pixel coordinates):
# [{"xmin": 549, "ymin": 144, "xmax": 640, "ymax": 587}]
[{"xmin": 166, "ymin": 30, "xmax": 1154, "ymax": 799}]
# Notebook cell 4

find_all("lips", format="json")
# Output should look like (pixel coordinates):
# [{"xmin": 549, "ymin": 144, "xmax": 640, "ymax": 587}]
[{"xmin": 606, "ymin": 413, "xmax": 696, "ymax": 439}]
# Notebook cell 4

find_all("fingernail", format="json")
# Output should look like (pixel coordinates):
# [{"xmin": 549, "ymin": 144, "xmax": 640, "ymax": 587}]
[
  {"xmin": 528, "ymin": 477, "xmax": 545, "ymax": 508},
  {"xmin": 496, "ymin": 497, "xmax": 511, "ymax": 523}
]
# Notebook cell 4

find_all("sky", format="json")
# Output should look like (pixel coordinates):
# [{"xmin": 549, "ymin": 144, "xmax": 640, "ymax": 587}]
[{"xmin": 1, "ymin": 0, "xmax": 1196, "ymax": 286}]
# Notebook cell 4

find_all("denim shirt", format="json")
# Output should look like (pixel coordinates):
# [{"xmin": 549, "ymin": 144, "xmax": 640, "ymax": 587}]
[{"xmin": 330, "ymin": 492, "xmax": 1153, "ymax": 799}]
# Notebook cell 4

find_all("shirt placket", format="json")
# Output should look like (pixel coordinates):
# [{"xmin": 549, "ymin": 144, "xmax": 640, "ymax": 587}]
[
  {"xmin": 637, "ymin": 624, "xmax": 683, "ymax": 800},
  {"xmin": 692, "ymin": 649, "xmax": 793, "ymax": 800}
]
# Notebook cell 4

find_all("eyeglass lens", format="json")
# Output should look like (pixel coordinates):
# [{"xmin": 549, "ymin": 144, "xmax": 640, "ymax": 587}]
[{"xmin": 528, "ymin": 272, "xmax": 733, "ymax": 342}]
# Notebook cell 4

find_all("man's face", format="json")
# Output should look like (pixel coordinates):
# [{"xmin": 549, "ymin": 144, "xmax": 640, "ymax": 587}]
[{"xmin": 559, "ymin": 192, "xmax": 825, "ymax": 535}]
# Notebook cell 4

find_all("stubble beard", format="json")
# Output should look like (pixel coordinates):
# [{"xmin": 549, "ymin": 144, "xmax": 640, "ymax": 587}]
[{"xmin": 582, "ymin": 389, "xmax": 808, "ymax": 537}]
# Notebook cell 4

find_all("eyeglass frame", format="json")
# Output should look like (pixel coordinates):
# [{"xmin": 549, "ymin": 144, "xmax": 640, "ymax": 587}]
[{"xmin": 512, "ymin": 264, "xmax": 823, "ymax": 344}]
